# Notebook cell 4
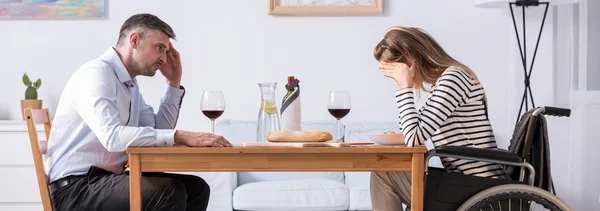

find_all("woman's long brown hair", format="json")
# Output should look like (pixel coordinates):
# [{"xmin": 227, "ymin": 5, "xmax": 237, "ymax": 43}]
[{"xmin": 374, "ymin": 26, "xmax": 479, "ymax": 93}]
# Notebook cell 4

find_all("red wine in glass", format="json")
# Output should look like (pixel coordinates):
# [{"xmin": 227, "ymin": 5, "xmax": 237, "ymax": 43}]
[
  {"xmin": 202, "ymin": 110, "xmax": 224, "ymax": 120},
  {"xmin": 328, "ymin": 108, "xmax": 350, "ymax": 119},
  {"xmin": 201, "ymin": 91, "xmax": 226, "ymax": 134},
  {"xmin": 327, "ymin": 91, "xmax": 351, "ymax": 142}
]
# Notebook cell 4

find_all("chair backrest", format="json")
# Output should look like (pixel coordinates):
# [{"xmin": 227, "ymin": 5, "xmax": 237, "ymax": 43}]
[
  {"xmin": 24, "ymin": 108, "xmax": 53, "ymax": 211},
  {"xmin": 505, "ymin": 107, "xmax": 560, "ymax": 193},
  {"xmin": 507, "ymin": 108, "xmax": 540, "ymax": 164}
]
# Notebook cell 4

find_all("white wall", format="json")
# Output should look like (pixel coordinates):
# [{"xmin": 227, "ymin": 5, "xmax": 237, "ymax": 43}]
[{"xmin": 0, "ymin": 0, "xmax": 515, "ymax": 141}]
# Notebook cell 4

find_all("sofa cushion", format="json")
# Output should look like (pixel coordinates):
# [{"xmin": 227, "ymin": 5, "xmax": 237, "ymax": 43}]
[
  {"xmin": 233, "ymin": 179, "xmax": 349, "ymax": 211},
  {"xmin": 238, "ymin": 172, "xmax": 345, "ymax": 188},
  {"xmin": 344, "ymin": 172, "xmax": 372, "ymax": 210},
  {"xmin": 216, "ymin": 119, "xmax": 346, "ymax": 186}
]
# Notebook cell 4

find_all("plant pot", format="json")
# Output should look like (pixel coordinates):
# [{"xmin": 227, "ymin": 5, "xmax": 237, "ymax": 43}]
[{"xmin": 21, "ymin": 99, "xmax": 43, "ymax": 120}]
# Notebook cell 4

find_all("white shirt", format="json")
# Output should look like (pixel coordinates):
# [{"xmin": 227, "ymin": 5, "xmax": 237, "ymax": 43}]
[{"xmin": 45, "ymin": 47, "xmax": 185, "ymax": 183}]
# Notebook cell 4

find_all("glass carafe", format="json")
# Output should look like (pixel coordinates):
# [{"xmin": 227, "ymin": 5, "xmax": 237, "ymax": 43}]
[{"xmin": 257, "ymin": 82, "xmax": 281, "ymax": 142}]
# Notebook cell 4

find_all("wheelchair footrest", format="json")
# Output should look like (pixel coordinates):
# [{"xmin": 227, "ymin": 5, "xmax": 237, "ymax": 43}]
[{"xmin": 424, "ymin": 167, "xmax": 523, "ymax": 211}]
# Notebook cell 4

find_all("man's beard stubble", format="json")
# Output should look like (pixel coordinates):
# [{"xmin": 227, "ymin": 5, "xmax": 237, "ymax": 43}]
[{"xmin": 129, "ymin": 56, "xmax": 156, "ymax": 77}]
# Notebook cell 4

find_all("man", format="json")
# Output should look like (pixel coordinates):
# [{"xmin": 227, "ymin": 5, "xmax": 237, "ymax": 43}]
[{"xmin": 45, "ymin": 13, "xmax": 232, "ymax": 211}]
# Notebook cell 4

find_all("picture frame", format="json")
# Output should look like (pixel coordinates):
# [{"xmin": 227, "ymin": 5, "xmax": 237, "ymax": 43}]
[
  {"xmin": 269, "ymin": 0, "xmax": 384, "ymax": 16},
  {"xmin": 0, "ymin": 0, "xmax": 106, "ymax": 20}
]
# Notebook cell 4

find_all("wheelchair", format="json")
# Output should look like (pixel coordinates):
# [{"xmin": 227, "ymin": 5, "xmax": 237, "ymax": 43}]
[{"xmin": 422, "ymin": 106, "xmax": 572, "ymax": 211}]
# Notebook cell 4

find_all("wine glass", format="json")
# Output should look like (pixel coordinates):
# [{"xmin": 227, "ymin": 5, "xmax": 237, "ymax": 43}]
[
  {"xmin": 327, "ymin": 91, "xmax": 351, "ymax": 142},
  {"xmin": 201, "ymin": 91, "xmax": 225, "ymax": 134}
]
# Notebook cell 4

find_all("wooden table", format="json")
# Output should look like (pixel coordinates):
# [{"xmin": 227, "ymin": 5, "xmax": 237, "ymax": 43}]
[{"xmin": 127, "ymin": 145, "xmax": 427, "ymax": 211}]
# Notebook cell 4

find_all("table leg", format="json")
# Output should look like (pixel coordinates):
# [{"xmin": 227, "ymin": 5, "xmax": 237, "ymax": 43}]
[
  {"xmin": 130, "ymin": 153, "xmax": 142, "ymax": 211},
  {"xmin": 411, "ymin": 153, "xmax": 425, "ymax": 211}
]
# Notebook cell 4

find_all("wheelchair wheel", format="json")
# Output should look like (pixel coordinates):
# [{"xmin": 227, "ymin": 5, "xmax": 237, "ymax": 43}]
[{"xmin": 457, "ymin": 184, "xmax": 572, "ymax": 211}]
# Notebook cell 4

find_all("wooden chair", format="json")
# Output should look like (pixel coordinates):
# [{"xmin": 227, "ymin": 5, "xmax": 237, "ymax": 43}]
[{"xmin": 24, "ymin": 108, "xmax": 53, "ymax": 211}]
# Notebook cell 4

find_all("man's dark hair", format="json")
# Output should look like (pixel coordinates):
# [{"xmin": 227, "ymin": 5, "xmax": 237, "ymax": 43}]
[{"xmin": 116, "ymin": 13, "xmax": 176, "ymax": 46}]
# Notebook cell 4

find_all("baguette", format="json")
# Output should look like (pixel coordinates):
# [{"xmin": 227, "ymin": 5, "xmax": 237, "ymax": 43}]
[{"xmin": 267, "ymin": 130, "xmax": 333, "ymax": 142}]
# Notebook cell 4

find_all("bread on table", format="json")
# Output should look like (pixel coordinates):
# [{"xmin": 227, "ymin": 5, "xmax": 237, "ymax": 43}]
[{"xmin": 267, "ymin": 130, "xmax": 333, "ymax": 142}]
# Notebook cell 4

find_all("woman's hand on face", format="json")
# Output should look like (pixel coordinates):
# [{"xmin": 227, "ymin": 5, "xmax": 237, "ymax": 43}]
[{"xmin": 379, "ymin": 62, "xmax": 414, "ymax": 89}]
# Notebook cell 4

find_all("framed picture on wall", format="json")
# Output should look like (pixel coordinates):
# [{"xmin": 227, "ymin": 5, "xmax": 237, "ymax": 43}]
[
  {"xmin": 269, "ymin": 0, "xmax": 383, "ymax": 16},
  {"xmin": 0, "ymin": 0, "xmax": 106, "ymax": 20}
]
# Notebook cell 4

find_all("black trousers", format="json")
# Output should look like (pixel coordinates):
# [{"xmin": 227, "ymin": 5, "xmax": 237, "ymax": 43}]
[{"xmin": 50, "ymin": 166, "xmax": 210, "ymax": 211}]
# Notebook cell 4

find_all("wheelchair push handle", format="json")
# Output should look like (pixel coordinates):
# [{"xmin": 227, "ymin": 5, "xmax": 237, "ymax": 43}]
[{"xmin": 543, "ymin": 106, "xmax": 571, "ymax": 117}]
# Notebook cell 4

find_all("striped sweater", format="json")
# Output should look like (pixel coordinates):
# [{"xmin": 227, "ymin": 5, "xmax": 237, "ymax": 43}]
[{"xmin": 395, "ymin": 67, "xmax": 506, "ymax": 178}]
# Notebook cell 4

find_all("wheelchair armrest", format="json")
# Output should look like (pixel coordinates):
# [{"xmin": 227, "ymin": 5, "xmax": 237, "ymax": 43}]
[
  {"xmin": 430, "ymin": 146, "xmax": 523, "ymax": 164},
  {"xmin": 425, "ymin": 146, "xmax": 537, "ymax": 186}
]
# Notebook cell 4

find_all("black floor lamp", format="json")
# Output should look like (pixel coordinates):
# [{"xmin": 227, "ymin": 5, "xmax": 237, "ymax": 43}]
[{"xmin": 474, "ymin": 0, "xmax": 579, "ymax": 126}]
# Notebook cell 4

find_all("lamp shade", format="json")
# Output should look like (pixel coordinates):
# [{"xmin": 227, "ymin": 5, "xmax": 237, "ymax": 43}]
[{"xmin": 474, "ymin": 0, "xmax": 579, "ymax": 8}]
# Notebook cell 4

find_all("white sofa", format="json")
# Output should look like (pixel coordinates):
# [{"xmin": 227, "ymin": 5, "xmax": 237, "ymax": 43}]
[{"xmin": 180, "ymin": 119, "xmax": 409, "ymax": 211}]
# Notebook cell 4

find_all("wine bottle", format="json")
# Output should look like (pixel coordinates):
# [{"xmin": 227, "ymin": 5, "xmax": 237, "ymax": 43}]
[
  {"xmin": 281, "ymin": 76, "xmax": 302, "ymax": 131},
  {"xmin": 282, "ymin": 76, "xmax": 295, "ymax": 103}
]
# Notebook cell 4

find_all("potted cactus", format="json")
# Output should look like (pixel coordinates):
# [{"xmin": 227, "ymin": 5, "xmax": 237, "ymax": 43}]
[{"xmin": 20, "ymin": 73, "xmax": 42, "ymax": 120}]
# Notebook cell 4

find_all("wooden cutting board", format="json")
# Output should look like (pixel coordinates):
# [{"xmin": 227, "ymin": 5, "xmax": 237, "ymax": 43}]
[{"xmin": 243, "ymin": 142, "xmax": 373, "ymax": 147}]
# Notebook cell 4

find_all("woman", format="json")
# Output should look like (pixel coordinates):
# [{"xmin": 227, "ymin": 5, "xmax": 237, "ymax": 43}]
[{"xmin": 370, "ymin": 26, "xmax": 506, "ymax": 211}]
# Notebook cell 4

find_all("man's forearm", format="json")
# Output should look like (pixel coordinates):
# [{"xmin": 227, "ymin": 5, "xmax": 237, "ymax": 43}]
[{"xmin": 155, "ymin": 85, "xmax": 185, "ymax": 129}]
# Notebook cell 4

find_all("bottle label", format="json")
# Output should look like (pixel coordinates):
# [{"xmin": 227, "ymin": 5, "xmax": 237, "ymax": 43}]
[{"xmin": 281, "ymin": 78, "xmax": 300, "ymax": 114}]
